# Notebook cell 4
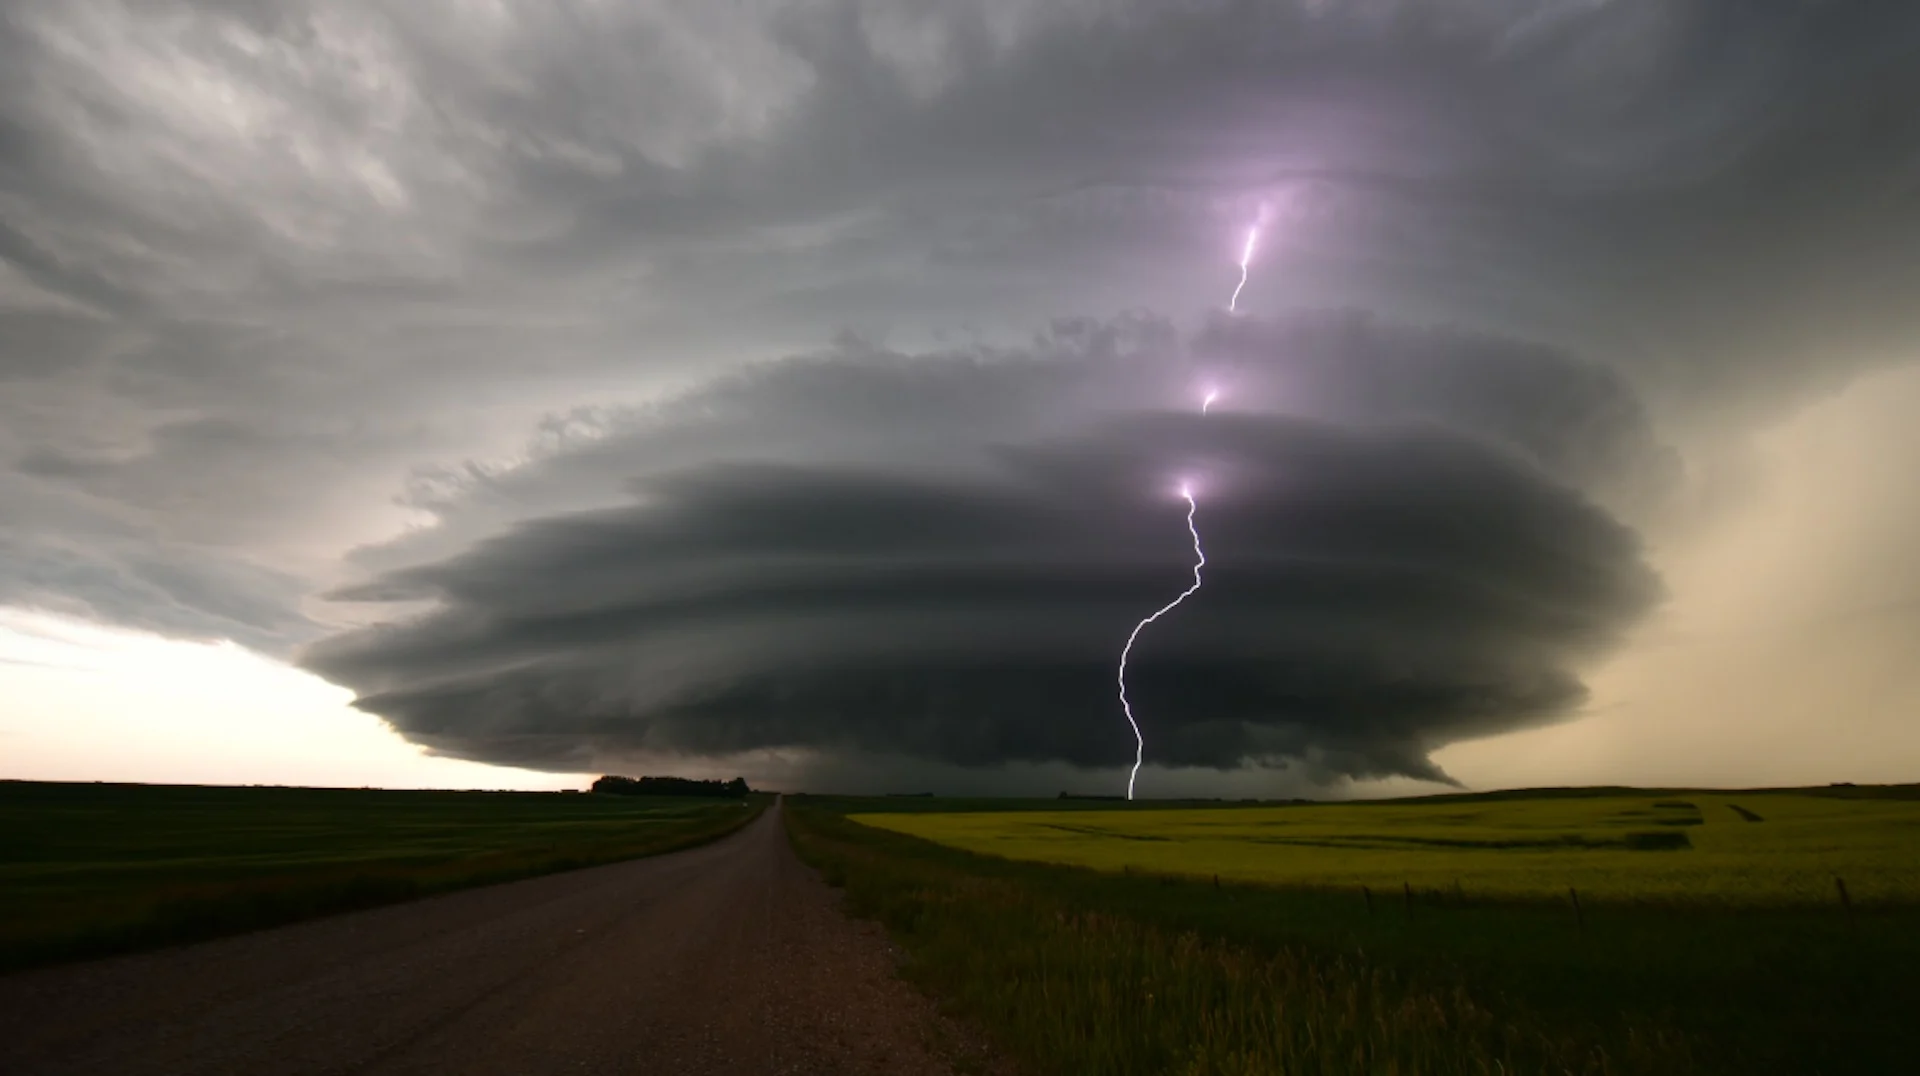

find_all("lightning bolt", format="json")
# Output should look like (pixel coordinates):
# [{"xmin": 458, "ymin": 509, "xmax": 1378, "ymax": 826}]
[
  {"xmin": 1117, "ymin": 480, "xmax": 1207, "ymax": 800},
  {"xmin": 1114, "ymin": 212, "xmax": 1248, "ymax": 798},
  {"xmin": 1227, "ymin": 224, "xmax": 1260, "ymax": 314}
]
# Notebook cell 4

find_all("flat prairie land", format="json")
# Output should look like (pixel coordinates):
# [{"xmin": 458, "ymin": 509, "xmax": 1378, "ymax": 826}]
[
  {"xmin": 791, "ymin": 786, "xmax": 1920, "ymax": 1075},
  {"xmin": 1, "ymin": 804, "xmax": 979, "ymax": 1076},
  {"xmin": 854, "ymin": 789, "xmax": 1920, "ymax": 904},
  {"xmin": 0, "ymin": 780, "xmax": 764, "ymax": 969}
]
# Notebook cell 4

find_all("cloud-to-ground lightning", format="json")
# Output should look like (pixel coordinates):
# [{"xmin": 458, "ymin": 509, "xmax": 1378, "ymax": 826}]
[
  {"xmin": 1117, "ymin": 479, "xmax": 1208, "ymax": 800},
  {"xmin": 1114, "ymin": 211, "xmax": 1250, "ymax": 798}
]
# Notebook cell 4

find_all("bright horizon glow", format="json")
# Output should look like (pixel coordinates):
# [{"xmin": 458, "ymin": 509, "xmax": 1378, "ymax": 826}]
[
  {"xmin": 0, "ymin": 608, "xmax": 590, "ymax": 790},
  {"xmin": 1434, "ymin": 361, "xmax": 1920, "ymax": 792}
]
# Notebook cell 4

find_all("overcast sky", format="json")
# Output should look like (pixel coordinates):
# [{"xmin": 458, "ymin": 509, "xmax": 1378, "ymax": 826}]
[{"xmin": 3, "ymin": 0, "xmax": 1917, "ymax": 796}]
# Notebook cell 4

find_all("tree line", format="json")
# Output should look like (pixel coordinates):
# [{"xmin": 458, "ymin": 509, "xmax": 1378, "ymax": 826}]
[{"xmin": 591, "ymin": 775, "xmax": 751, "ymax": 798}]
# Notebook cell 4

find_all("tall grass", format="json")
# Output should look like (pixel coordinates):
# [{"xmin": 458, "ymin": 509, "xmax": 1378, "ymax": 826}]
[
  {"xmin": 789, "ymin": 806, "xmax": 1696, "ymax": 1075},
  {"xmin": 789, "ymin": 799, "xmax": 1917, "ymax": 1075}
]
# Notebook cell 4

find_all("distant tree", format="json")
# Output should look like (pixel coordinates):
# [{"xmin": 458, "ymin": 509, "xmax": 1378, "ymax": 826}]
[{"xmin": 591, "ymin": 775, "xmax": 751, "ymax": 798}]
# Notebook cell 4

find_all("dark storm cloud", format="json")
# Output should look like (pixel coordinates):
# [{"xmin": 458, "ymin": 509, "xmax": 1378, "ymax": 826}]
[
  {"xmin": 1193, "ymin": 312, "xmax": 1682, "ymax": 510},
  {"xmin": 454, "ymin": 0, "xmax": 1920, "ymax": 408},
  {"xmin": 309, "ymin": 318, "xmax": 1662, "ymax": 783},
  {"xmin": 352, "ymin": 307, "xmax": 1674, "ymax": 580},
  {"xmin": 2, "ymin": 0, "xmax": 1913, "ymax": 658},
  {"xmin": 1, "ymin": 0, "xmax": 1915, "ymax": 790}
]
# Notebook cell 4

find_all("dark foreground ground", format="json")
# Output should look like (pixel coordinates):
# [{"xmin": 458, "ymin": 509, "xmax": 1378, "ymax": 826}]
[
  {"xmin": 788, "ymin": 794, "xmax": 1920, "ymax": 1075},
  {"xmin": 0, "ymin": 781, "xmax": 765, "ymax": 969},
  {"xmin": 0, "ymin": 800, "xmax": 987, "ymax": 1076}
]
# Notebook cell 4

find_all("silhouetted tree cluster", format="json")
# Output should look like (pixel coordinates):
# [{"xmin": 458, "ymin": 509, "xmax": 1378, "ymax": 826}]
[{"xmin": 591, "ymin": 775, "xmax": 750, "ymax": 798}]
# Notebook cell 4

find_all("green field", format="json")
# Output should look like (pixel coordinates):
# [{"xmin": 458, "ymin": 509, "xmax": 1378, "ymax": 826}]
[
  {"xmin": 789, "ymin": 787, "xmax": 1920, "ymax": 1076},
  {"xmin": 856, "ymin": 789, "xmax": 1920, "ymax": 905},
  {"xmin": 0, "ymin": 780, "xmax": 765, "ymax": 970}
]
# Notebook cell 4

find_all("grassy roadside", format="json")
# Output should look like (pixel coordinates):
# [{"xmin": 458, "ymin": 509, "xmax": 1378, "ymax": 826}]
[
  {"xmin": 1, "ymin": 781, "xmax": 768, "ymax": 971},
  {"xmin": 786, "ymin": 797, "xmax": 1918, "ymax": 1076}
]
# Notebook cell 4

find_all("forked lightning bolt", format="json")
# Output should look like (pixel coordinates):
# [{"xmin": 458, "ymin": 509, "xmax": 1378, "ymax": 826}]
[{"xmin": 1117, "ymin": 480, "xmax": 1208, "ymax": 800}]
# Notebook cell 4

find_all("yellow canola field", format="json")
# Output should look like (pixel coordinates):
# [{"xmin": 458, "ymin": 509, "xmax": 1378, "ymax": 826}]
[{"xmin": 854, "ymin": 793, "xmax": 1920, "ymax": 905}]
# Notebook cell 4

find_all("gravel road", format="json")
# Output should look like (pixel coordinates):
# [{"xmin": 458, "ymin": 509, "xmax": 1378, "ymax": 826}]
[{"xmin": 0, "ymin": 799, "xmax": 987, "ymax": 1075}]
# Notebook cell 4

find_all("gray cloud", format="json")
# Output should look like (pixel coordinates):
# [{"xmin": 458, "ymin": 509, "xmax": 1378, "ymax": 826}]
[
  {"xmin": 0, "ymin": 525, "xmax": 316, "ymax": 652},
  {"xmin": 353, "ymin": 308, "xmax": 1675, "ymax": 575},
  {"xmin": 307, "ymin": 317, "xmax": 1662, "ymax": 785},
  {"xmin": 1, "ymin": 0, "xmax": 1915, "ymax": 790}
]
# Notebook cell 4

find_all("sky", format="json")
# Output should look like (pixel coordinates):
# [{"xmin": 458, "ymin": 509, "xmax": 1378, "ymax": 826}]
[{"xmin": 2, "ymin": 0, "xmax": 1917, "ymax": 797}]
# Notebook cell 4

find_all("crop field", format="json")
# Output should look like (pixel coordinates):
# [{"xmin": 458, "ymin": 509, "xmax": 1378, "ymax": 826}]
[
  {"xmin": 0, "ymin": 780, "xmax": 764, "ymax": 970},
  {"xmin": 790, "ymin": 787, "xmax": 1920, "ymax": 1075},
  {"xmin": 854, "ymin": 789, "xmax": 1920, "ymax": 905}
]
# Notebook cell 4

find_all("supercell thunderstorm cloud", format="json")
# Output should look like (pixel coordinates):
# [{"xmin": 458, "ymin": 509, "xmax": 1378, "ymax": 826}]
[
  {"xmin": 5, "ymin": 0, "xmax": 1920, "ymax": 793},
  {"xmin": 306, "ymin": 318, "xmax": 1663, "ymax": 787}
]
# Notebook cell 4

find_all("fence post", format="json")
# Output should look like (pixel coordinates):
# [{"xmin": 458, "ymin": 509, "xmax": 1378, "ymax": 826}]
[
  {"xmin": 1362, "ymin": 885, "xmax": 1374, "ymax": 916},
  {"xmin": 1403, "ymin": 881, "xmax": 1414, "ymax": 920},
  {"xmin": 1569, "ymin": 886, "xmax": 1585, "ymax": 934},
  {"xmin": 1836, "ymin": 876, "xmax": 1856, "ymax": 932}
]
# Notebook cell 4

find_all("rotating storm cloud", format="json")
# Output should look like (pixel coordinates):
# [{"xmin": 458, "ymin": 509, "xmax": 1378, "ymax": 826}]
[
  {"xmin": 10, "ymin": 0, "xmax": 1895, "ymax": 796},
  {"xmin": 304, "ymin": 295, "xmax": 1667, "ymax": 794}
]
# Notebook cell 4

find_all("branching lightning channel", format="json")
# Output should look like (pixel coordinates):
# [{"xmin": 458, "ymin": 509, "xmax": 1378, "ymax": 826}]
[{"xmin": 1117, "ymin": 482, "xmax": 1207, "ymax": 800}]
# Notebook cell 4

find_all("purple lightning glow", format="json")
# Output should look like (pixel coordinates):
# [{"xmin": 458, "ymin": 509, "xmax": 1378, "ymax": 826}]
[
  {"xmin": 1117, "ymin": 480, "xmax": 1207, "ymax": 800},
  {"xmin": 1227, "ymin": 224, "xmax": 1260, "ymax": 313}
]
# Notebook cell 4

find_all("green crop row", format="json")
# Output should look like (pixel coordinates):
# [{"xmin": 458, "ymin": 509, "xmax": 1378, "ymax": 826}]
[
  {"xmin": 787, "ymin": 795, "xmax": 1920, "ymax": 1075},
  {"xmin": 855, "ymin": 792, "xmax": 1920, "ymax": 906}
]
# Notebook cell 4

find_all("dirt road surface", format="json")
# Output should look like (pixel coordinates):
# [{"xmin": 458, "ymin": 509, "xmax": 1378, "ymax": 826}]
[{"xmin": 0, "ymin": 800, "xmax": 986, "ymax": 1075}]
